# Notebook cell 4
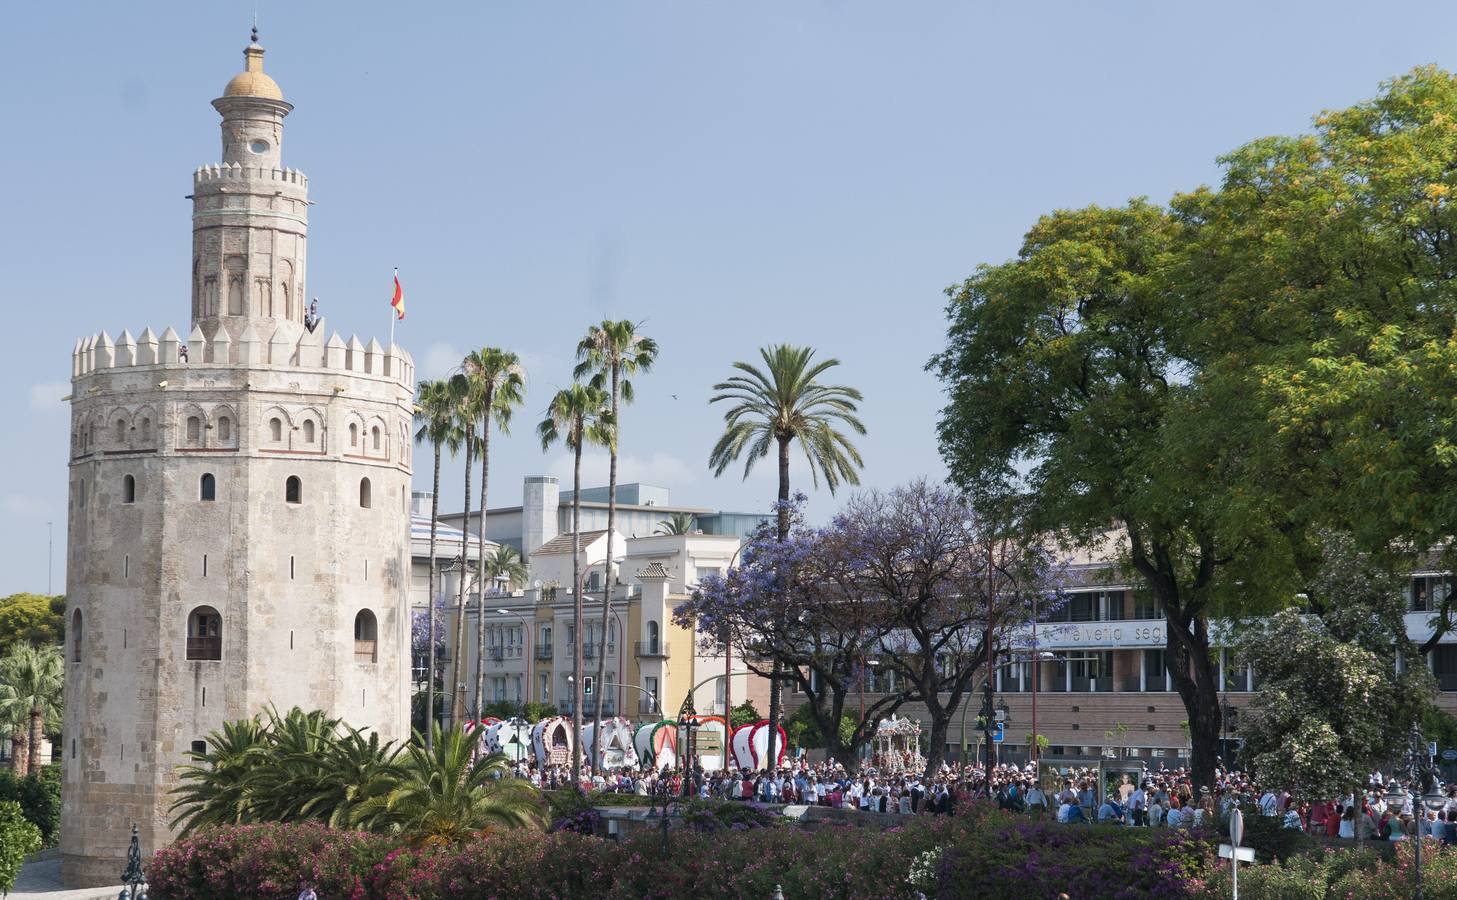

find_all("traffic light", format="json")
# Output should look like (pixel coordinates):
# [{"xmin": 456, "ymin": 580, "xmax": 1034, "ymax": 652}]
[{"xmin": 583, "ymin": 676, "xmax": 593, "ymax": 696}]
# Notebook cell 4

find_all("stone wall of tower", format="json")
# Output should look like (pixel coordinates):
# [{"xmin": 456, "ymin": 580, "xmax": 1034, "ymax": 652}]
[{"xmin": 60, "ymin": 329, "xmax": 415, "ymax": 887}]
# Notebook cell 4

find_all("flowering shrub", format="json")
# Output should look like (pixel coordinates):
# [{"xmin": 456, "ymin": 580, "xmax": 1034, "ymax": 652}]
[
  {"xmin": 1197, "ymin": 841, "xmax": 1457, "ymax": 899},
  {"xmin": 679, "ymin": 799, "xmax": 778, "ymax": 832}
]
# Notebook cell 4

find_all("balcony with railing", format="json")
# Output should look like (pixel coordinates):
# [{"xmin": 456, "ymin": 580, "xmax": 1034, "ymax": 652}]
[
  {"xmin": 635, "ymin": 641, "xmax": 670, "ymax": 659},
  {"xmin": 583, "ymin": 643, "xmax": 596, "ymax": 660},
  {"xmin": 186, "ymin": 637, "xmax": 221, "ymax": 661},
  {"xmin": 488, "ymin": 646, "xmax": 505, "ymax": 663},
  {"xmin": 1119, "ymin": 677, "xmax": 1143, "ymax": 693},
  {"xmin": 638, "ymin": 696, "xmax": 661, "ymax": 715},
  {"xmin": 535, "ymin": 644, "xmax": 553, "ymax": 661}
]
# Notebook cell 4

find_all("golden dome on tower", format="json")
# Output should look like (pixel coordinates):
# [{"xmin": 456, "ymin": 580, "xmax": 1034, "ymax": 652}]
[{"xmin": 222, "ymin": 29, "xmax": 283, "ymax": 100}]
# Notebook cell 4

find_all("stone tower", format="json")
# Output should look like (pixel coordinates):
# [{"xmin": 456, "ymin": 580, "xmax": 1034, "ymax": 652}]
[{"xmin": 60, "ymin": 33, "xmax": 414, "ymax": 887}]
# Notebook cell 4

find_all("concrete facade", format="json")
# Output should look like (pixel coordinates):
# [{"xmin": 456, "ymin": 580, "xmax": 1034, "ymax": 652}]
[{"xmin": 60, "ymin": 35, "xmax": 414, "ymax": 887}]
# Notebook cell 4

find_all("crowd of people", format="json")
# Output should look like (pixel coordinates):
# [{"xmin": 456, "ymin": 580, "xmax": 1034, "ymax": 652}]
[{"xmin": 509, "ymin": 755, "xmax": 1457, "ymax": 843}]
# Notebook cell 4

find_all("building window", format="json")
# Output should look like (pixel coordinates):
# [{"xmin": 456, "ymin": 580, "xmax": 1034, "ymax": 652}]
[
  {"xmin": 349, "ymin": 423, "xmax": 358, "ymax": 447},
  {"xmin": 200, "ymin": 473, "xmax": 216, "ymax": 501},
  {"xmin": 186, "ymin": 416, "xmax": 201, "ymax": 444},
  {"xmin": 190, "ymin": 740, "xmax": 206, "ymax": 756},
  {"xmin": 140, "ymin": 418, "xmax": 152, "ymax": 441},
  {"xmin": 647, "ymin": 621, "xmax": 660, "ymax": 656},
  {"xmin": 371, "ymin": 426, "xmax": 382, "ymax": 451},
  {"xmin": 286, "ymin": 476, "xmax": 302, "ymax": 504},
  {"xmin": 217, "ymin": 416, "xmax": 231, "ymax": 442},
  {"xmin": 122, "ymin": 475, "xmax": 136, "ymax": 504},
  {"xmin": 1433, "ymin": 646, "xmax": 1457, "ymax": 692},
  {"xmin": 71, "ymin": 610, "xmax": 82, "ymax": 662},
  {"xmin": 115, "ymin": 419, "xmax": 126, "ymax": 444},
  {"xmin": 359, "ymin": 478, "xmax": 372, "ymax": 508},
  {"xmin": 1143, "ymin": 649, "xmax": 1169, "ymax": 692},
  {"xmin": 354, "ymin": 610, "xmax": 378, "ymax": 663},
  {"xmin": 186, "ymin": 606, "xmax": 222, "ymax": 661},
  {"xmin": 302, "ymin": 420, "xmax": 316, "ymax": 444},
  {"xmin": 1410, "ymin": 576, "xmax": 1451, "ymax": 613},
  {"xmin": 270, "ymin": 417, "xmax": 283, "ymax": 442}
]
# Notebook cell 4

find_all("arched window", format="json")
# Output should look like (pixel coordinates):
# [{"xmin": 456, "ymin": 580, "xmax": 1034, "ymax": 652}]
[
  {"xmin": 354, "ymin": 610, "xmax": 378, "ymax": 663},
  {"xmin": 200, "ymin": 473, "xmax": 216, "ymax": 502},
  {"xmin": 371, "ymin": 426, "xmax": 382, "ymax": 451},
  {"xmin": 140, "ymin": 418, "xmax": 152, "ymax": 441},
  {"xmin": 285, "ymin": 476, "xmax": 302, "ymax": 504},
  {"xmin": 186, "ymin": 606, "xmax": 222, "ymax": 661},
  {"xmin": 71, "ymin": 610, "xmax": 82, "ymax": 663},
  {"xmin": 115, "ymin": 419, "xmax": 126, "ymax": 444},
  {"xmin": 217, "ymin": 416, "xmax": 231, "ymax": 442},
  {"xmin": 647, "ymin": 621, "xmax": 660, "ymax": 656},
  {"xmin": 122, "ymin": 474, "xmax": 136, "ymax": 504},
  {"xmin": 269, "ymin": 418, "xmax": 283, "ymax": 442},
  {"xmin": 302, "ymin": 420, "xmax": 316, "ymax": 443},
  {"xmin": 349, "ymin": 423, "xmax": 358, "ymax": 447},
  {"xmin": 186, "ymin": 416, "xmax": 201, "ymax": 444},
  {"xmin": 359, "ymin": 477, "xmax": 372, "ymax": 508}
]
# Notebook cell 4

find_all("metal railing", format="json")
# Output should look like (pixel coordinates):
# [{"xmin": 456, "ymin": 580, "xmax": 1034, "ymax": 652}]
[
  {"xmin": 635, "ymin": 641, "xmax": 670, "ymax": 659},
  {"xmin": 639, "ymin": 697, "xmax": 661, "ymax": 715},
  {"xmin": 534, "ymin": 644, "xmax": 553, "ymax": 661},
  {"xmin": 186, "ymin": 637, "xmax": 221, "ymax": 661},
  {"xmin": 488, "ymin": 646, "xmax": 505, "ymax": 662}
]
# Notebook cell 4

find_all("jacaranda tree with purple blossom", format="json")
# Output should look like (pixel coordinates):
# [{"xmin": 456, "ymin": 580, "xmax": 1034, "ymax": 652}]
[{"xmin": 678, "ymin": 481, "xmax": 1064, "ymax": 776}]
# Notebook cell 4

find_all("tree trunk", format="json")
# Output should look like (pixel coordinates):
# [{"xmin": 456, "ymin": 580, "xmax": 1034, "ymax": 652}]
[
  {"xmin": 924, "ymin": 715, "xmax": 952, "ymax": 783},
  {"xmin": 570, "ymin": 436, "xmax": 585, "ymax": 785},
  {"xmin": 474, "ymin": 389, "xmax": 493, "ymax": 725},
  {"xmin": 27, "ymin": 708, "xmax": 42, "ymax": 775},
  {"xmin": 765, "ymin": 436, "xmax": 792, "ymax": 773},
  {"xmin": 1166, "ymin": 613, "xmax": 1222, "ymax": 791},
  {"xmin": 426, "ymin": 444, "xmax": 442, "ymax": 750},
  {"xmin": 9, "ymin": 735, "xmax": 22, "ymax": 775},
  {"xmin": 591, "ymin": 366, "xmax": 619, "ymax": 773},
  {"xmin": 450, "ymin": 432, "xmax": 474, "ymax": 729}
]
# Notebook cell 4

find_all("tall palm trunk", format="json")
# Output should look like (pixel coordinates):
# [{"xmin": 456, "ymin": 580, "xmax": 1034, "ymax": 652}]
[
  {"xmin": 570, "ymin": 434, "xmax": 585, "ymax": 784},
  {"xmin": 8, "ymin": 734, "xmax": 22, "ymax": 775},
  {"xmin": 450, "ymin": 431, "xmax": 475, "ymax": 728},
  {"xmin": 426, "ymin": 443, "xmax": 442, "ymax": 750},
  {"xmin": 474, "ymin": 388, "xmax": 495, "ymax": 721},
  {"xmin": 27, "ymin": 708, "xmax": 42, "ymax": 775},
  {"xmin": 765, "ymin": 434, "xmax": 792, "ymax": 773},
  {"xmin": 591, "ymin": 366, "xmax": 619, "ymax": 772}
]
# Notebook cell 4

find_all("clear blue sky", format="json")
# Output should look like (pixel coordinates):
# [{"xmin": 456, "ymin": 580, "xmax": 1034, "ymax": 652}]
[{"xmin": 7, "ymin": 1, "xmax": 1456, "ymax": 595}]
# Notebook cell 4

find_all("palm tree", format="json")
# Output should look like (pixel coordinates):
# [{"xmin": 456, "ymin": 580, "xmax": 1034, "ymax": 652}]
[
  {"xmin": 655, "ymin": 512, "xmax": 696, "ymax": 535},
  {"xmin": 482, "ymin": 545, "xmax": 528, "ymax": 593},
  {"xmin": 169, "ymin": 716, "xmax": 268, "ymax": 836},
  {"xmin": 458, "ymin": 349, "xmax": 527, "ymax": 722},
  {"xmin": 708, "ymin": 344, "xmax": 865, "ymax": 769},
  {"xmin": 350, "ymin": 723, "xmax": 543, "ymax": 844},
  {"xmin": 0, "ymin": 688, "xmax": 29, "ymax": 774},
  {"xmin": 538, "ymin": 383, "xmax": 611, "ymax": 784},
  {"xmin": 573, "ymin": 320, "xmax": 657, "ymax": 771},
  {"xmin": 415, "ymin": 379, "xmax": 464, "ymax": 749},
  {"xmin": 446, "ymin": 372, "xmax": 477, "ymax": 728},
  {"xmin": 0, "ymin": 644, "xmax": 63, "ymax": 775}
]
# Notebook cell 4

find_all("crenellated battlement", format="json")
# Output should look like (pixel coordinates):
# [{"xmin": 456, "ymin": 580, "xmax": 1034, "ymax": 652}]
[
  {"xmin": 71, "ymin": 323, "xmax": 413, "ymax": 387},
  {"xmin": 193, "ymin": 163, "xmax": 308, "ymax": 188}
]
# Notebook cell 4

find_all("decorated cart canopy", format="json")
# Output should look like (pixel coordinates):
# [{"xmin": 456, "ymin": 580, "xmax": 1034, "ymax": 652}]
[
  {"xmin": 634, "ymin": 720, "xmax": 679, "ymax": 770},
  {"xmin": 730, "ymin": 720, "xmax": 787, "ymax": 771},
  {"xmin": 482, "ymin": 718, "xmax": 532, "ymax": 763},
  {"xmin": 680, "ymin": 715, "xmax": 728, "ymax": 772},
  {"xmin": 872, "ymin": 715, "xmax": 924, "ymax": 773},
  {"xmin": 531, "ymin": 716, "xmax": 574, "ymax": 768},
  {"xmin": 581, "ymin": 717, "xmax": 640, "ymax": 771}
]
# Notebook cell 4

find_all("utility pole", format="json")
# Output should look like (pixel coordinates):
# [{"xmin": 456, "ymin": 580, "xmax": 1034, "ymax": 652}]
[{"xmin": 47, "ymin": 522, "xmax": 53, "ymax": 595}]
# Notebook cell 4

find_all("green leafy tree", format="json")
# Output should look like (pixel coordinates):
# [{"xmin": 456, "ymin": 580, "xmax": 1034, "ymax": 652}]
[
  {"xmin": 928, "ymin": 201, "xmax": 1305, "ymax": 790},
  {"xmin": 782, "ymin": 703, "xmax": 853, "ymax": 752},
  {"xmin": 655, "ymin": 512, "xmax": 696, "ymax": 536},
  {"xmin": 0, "ymin": 645, "xmax": 62, "ymax": 777},
  {"xmin": 350, "ymin": 723, "xmax": 543, "ymax": 843},
  {"xmin": 414, "ymin": 378, "xmax": 464, "ymax": 749},
  {"xmin": 538, "ymin": 383, "xmax": 611, "ymax": 783},
  {"xmin": 728, "ymin": 701, "xmax": 761, "ymax": 731},
  {"xmin": 709, "ymin": 344, "xmax": 866, "ymax": 771},
  {"xmin": 458, "ymin": 348, "xmax": 527, "ymax": 724},
  {"xmin": 0, "ymin": 595, "xmax": 65, "ymax": 653},
  {"xmin": 574, "ymin": 320, "xmax": 657, "ymax": 773}
]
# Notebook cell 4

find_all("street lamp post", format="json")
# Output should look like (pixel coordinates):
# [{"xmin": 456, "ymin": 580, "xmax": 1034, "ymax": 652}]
[{"xmin": 1387, "ymin": 725, "xmax": 1446, "ymax": 900}]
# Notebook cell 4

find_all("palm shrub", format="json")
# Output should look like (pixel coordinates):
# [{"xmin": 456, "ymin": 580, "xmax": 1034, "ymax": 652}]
[{"xmin": 0, "ymin": 644, "xmax": 62, "ymax": 776}]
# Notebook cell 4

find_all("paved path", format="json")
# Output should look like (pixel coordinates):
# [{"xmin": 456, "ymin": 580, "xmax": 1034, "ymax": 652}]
[{"xmin": 8, "ymin": 853, "xmax": 124, "ymax": 900}]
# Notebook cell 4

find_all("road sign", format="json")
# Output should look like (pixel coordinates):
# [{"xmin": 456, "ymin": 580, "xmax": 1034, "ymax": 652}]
[
  {"xmin": 993, "ymin": 722, "xmax": 1004, "ymax": 744},
  {"xmin": 1442, "ymin": 749, "xmax": 1457, "ymax": 761},
  {"xmin": 1229, "ymin": 808, "xmax": 1244, "ymax": 846},
  {"xmin": 1218, "ymin": 844, "xmax": 1255, "ymax": 863}
]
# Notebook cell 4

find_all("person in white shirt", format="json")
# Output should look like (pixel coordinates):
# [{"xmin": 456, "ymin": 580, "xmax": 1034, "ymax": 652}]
[{"xmin": 1027, "ymin": 784, "xmax": 1047, "ymax": 814}]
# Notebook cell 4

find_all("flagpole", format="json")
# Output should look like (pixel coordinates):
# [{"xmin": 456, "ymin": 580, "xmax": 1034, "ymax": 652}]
[{"xmin": 390, "ymin": 267, "xmax": 397, "ymax": 348}]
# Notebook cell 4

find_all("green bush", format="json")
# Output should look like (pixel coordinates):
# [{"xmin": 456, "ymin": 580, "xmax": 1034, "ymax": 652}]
[
  {"xmin": 0, "ymin": 800, "xmax": 41, "ymax": 895},
  {"xmin": 1233, "ymin": 813, "xmax": 1317, "ymax": 862},
  {"xmin": 0, "ymin": 766, "xmax": 61, "ymax": 847}
]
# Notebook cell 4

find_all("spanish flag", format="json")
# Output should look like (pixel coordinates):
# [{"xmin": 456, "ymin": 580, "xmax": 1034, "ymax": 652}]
[{"xmin": 390, "ymin": 270, "xmax": 406, "ymax": 321}]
